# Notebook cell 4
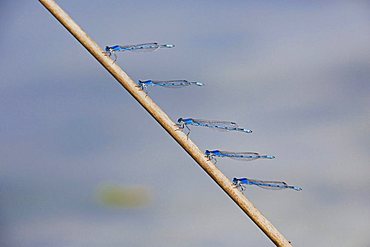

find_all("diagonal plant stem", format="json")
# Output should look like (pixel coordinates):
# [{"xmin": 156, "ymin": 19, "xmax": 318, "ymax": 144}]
[{"xmin": 38, "ymin": 0, "xmax": 293, "ymax": 246}]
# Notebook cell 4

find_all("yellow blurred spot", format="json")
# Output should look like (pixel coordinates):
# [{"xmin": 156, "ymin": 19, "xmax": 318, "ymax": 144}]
[{"xmin": 96, "ymin": 184, "xmax": 150, "ymax": 208}]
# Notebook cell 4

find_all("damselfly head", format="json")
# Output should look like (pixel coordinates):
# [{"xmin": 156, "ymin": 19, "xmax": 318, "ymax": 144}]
[
  {"xmin": 104, "ymin": 46, "xmax": 112, "ymax": 56},
  {"xmin": 205, "ymin": 150, "xmax": 211, "ymax": 156},
  {"xmin": 232, "ymin": 178, "xmax": 238, "ymax": 185},
  {"xmin": 176, "ymin": 118, "xmax": 185, "ymax": 129}
]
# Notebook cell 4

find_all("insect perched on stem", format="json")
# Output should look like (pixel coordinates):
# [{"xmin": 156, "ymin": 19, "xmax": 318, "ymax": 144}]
[
  {"xmin": 104, "ymin": 42, "xmax": 175, "ymax": 62},
  {"xmin": 176, "ymin": 118, "xmax": 252, "ymax": 137},
  {"xmin": 205, "ymin": 150, "xmax": 274, "ymax": 164},
  {"xmin": 138, "ymin": 80, "xmax": 203, "ymax": 93},
  {"xmin": 233, "ymin": 177, "xmax": 302, "ymax": 191}
]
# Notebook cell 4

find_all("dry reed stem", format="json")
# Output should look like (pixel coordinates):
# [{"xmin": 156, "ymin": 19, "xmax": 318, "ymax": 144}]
[{"xmin": 39, "ymin": 0, "xmax": 293, "ymax": 246}]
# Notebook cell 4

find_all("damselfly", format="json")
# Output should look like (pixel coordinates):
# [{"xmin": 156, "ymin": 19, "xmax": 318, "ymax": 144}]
[
  {"xmin": 233, "ymin": 177, "xmax": 302, "ymax": 191},
  {"xmin": 177, "ymin": 118, "xmax": 252, "ymax": 137},
  {"xmin": 205, "ymin": 150, "xmax": 274, "ymax": 163},
  {"xmin": 138, "ymin": 80, "xmax": 203, "ymax": 93},
  {"xmin": 105, "ymin": 43, "xmax": 175, "ymax": 61}
]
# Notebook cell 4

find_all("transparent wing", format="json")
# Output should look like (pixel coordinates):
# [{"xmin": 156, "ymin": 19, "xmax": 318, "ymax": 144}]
[
  {"xmin": 121, "ymin": 43, "xmax": 160, "ymax": 52},
  {"xmin": 191, "ymin": 119, "xmax": 239, "ymax": 129},
  {"xmin": 248, "ymin": 179, "xmax": 289, "ymax": 190},
  {"xmin": 218, "ymin": 151, "xmax": 261, "ymax": 161},
  {"xmin": 151, "ymin": 80, "xmax": 192, "ymax": 88}
]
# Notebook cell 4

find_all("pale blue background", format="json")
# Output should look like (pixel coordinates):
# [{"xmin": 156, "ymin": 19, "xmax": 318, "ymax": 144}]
[{"xmin": 1, "ymin": 1, "xmax": 370, "ymax": 246}]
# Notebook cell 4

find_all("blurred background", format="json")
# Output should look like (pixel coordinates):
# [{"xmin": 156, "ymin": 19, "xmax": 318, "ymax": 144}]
[{"xmin": 1, "ymin": 1, "xmax": 369, "ymax": 246}]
